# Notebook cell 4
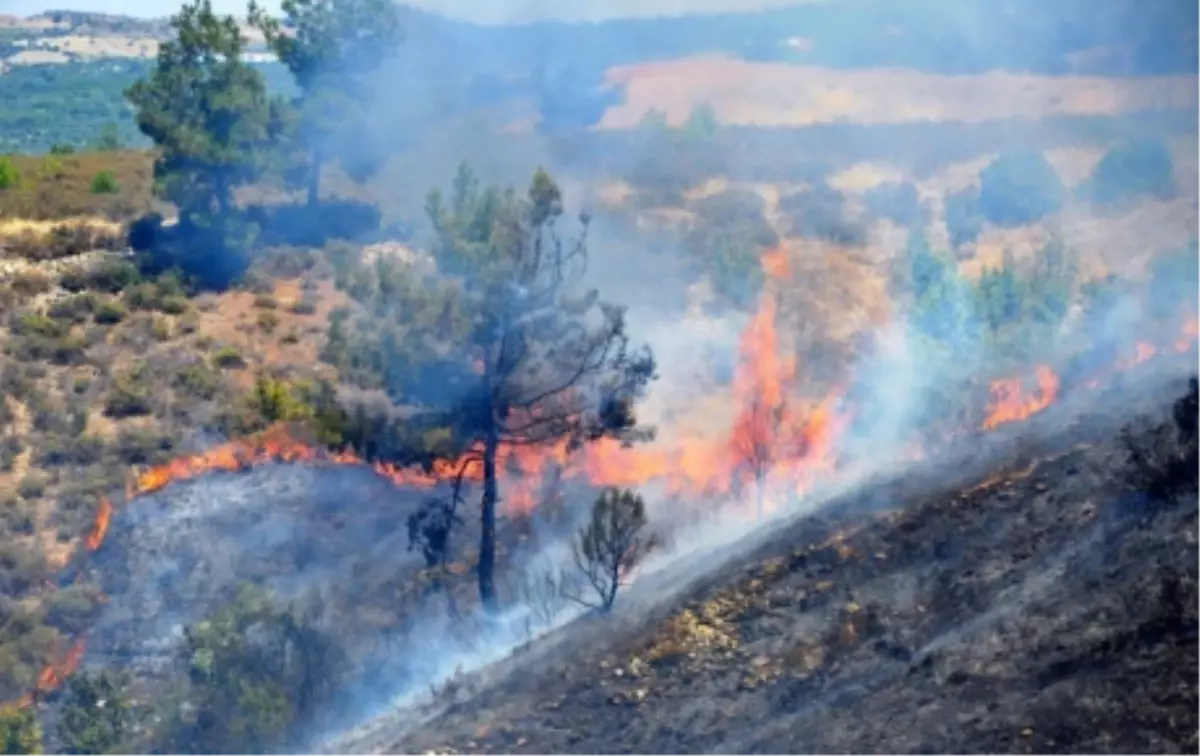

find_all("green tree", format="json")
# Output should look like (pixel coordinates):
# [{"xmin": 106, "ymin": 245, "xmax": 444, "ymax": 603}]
[
  {"xmin": 0, "ymin": 707, "xmax": 42, "ymax": 754},
  {"xmin": 568, "ymin": 488, "xmax": 649, "ymax": 611},
  {"xmin": 1025, "ymin": 234, "xmax": 1076, "ymax": 326},
  {"xmin": 681, "ymin": 102, "xmax": 719, "ymax": 141},
  {"xmin": 978, "ymin": 150, "xmax": 1065, "ymax": 227},
  {"xmin": 944, "ymin": 186, "xmax": 983, "ymax": 248},
  {"xmin": 416, "ymin": 164, "xmax": 655, "ymax": 613},
  {"xmin": 58, "ymin": 672, "xmax": 132, "ymax": 755},
  {"xmin": 974, "ymin": 247, "xmax": 1024, "ymax": 332},
  {"xmin": 126, "ymin": 0, "xmax": 281, "ymax": 221},
  {"xmin": 251, "ymin": 0, "xmax": 401, "ymax": 207},
  {"xmin": 1086, "ymin": 139, "xmax": 1176, "ymax": 205},
  {"xmin": 159, "ymin": 584, "xmax": 343, "ymax": 754},
  {"xmin": 899, "ymin": 229, "xmax": 978, "ymax": 349}
]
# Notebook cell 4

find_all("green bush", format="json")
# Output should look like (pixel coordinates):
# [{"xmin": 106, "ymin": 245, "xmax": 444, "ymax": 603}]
[
  {"xmin": 58, "ymin": 671, "xmax": 132, "ymax": 755},
  {"xmin": 978, "ymin": 150, "xmax": 1065, "ymax": 227},
  {"xmin": 212, "ymin": 346, "xmax": 246, "ymax": 369},
  {"xmin": 154, "ymin": 585, "xmax": 344, "ymax": 754},
  {"xmin": 173, "ymin": 361, "xmax": 223, "ymax": 401},
  {"xmin": 89, "ymin": 169, "xmax": 120, "ymax": 195},
  {"xmin": 1086, "ymin": 139, "xmax": 1176, "ymax": 205},
  {"xmin": 0, "ymin": 156, "xmax": 20, "ymax": 191},
  {"xmin": 103, "ymin": 365, "xmax": 154, "ymax": 418},
  {"xmin": 0, "ymin": 706, "xmax": 42, "ymax": 754},
  {"xmin": 93, "ymin": 299, "xmax": 129, "ymax": 325},
  {"xmin": 945, "ymin": 187, "xmax": 983, "ymax": 248}
]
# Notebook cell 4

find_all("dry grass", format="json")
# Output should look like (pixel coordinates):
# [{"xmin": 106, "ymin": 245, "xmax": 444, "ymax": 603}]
[
  {"xmin": 596, "ymin": 55, "xmax": 1199, "ymax": 129},
  {"xmin": 0, "ymin": 149, "xmax": 154, "ymax": 222},
  {"xmin": 193, "ymin": 278, "xmax": 347, "ymax": 391}
]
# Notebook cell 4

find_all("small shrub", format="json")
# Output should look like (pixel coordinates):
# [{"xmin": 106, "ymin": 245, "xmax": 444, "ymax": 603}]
[
  {"xmin": 33, "ymin": 434, "xmax": 105, "ymax": 468},
  {"xmin": 48, "ymin": 294, "xmax": 97, "ymax": 325},
  {"xmin": 0, "ymin": 157, "xmax": 21, "ymax": 191},
  {"xmin": 257, "ymin": 311, "xmax": 280, "ymax": 334},
  {"xmin": 93, "ymin": 299, "xmax": 128, "ymax": 325},
  {"xmin": 173, "ymin": 361, "xmax": 222, "ymax": 401},
  {"xmin": 289, "ymin": 297, "xmax": 318, "ymax": 315},
  {"xmin": 9, "ymin": 271, "xmax": 52, "ymax": 297},
  {"xmin": 0, "ymin": 494, "xmax": 35, "ymax": 535},
  {"xmin": 158, "ymin": 294, "xmax": 189, "ymax": 315},
  {"xmin": 112, "ymin": 427, "xmax": 176, "ymax": 466},
  {"xmin": 45, "ymin": 585, "xmax": 103, "ymax": 635},
  {"xmin": 151, "ymin": 316, "xmax": 173, "ymax": 341},
  {"xmin": 568, "ymin": 488, "xmax": 650, "ymax": 611},
  {"xmin": 89, "ymin": 169, "xmax": 121, "ymax": 195},
  {"xmin": 17, "ymin": 472, "xmax": 47, "ymax": 500},
  {"xmin": 212, "ymin": 346, "xmax": 246, "ymax": 369},
  {"xmin": 71, "ymin": 259, "xmax": 140, "ymax": 295},
  {"xmin": 254, "ymin": 294, "xmax": 278, "ymax": 310},
  {"xmin": 103, "ymin": 365, "xmax": 154, "ymax": 418}
]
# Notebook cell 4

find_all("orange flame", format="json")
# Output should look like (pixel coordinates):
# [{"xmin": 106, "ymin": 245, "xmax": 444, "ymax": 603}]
[
  {"xmin": 86, "ymin": 498, "xmax": 112, "ymax": 552},
  {"xmin": 982, "ymin": 366, "xmax": 1061, "ymax": 430}
]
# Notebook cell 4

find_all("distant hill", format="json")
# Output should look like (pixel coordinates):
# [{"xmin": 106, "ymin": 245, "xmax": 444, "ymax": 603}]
[{"xmin": 0, "ymin": 0, "xmax": 1196, "ymax": 152}]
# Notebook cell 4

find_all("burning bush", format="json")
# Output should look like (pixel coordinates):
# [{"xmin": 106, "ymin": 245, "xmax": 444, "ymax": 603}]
[
  {"xmin": 1120, "ymin": 377, "xmax": 1199, "ymax": 507},
  {"xmin": 568, "ymin": 488, "xmax": 650, "ymax": 612}
]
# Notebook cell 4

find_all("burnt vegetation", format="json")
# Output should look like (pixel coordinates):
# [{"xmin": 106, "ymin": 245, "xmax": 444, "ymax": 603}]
[{"xmin": 1121, "ymin": 377, "xmax": 1199, "ymax": 507}]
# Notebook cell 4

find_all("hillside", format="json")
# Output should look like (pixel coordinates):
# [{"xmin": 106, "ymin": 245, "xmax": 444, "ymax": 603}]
[
  {"xmin": 0, "ymin": 0, "xmax": 1196, "ymax": 752},
  {"xmin": 336, "ymin": 369, "xmax": 1199, "ymax": 754}
]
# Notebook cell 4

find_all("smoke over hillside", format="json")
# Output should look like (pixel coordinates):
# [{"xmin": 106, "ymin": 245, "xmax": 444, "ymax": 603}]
[{"xmin": 6, "ymin": 0, "xmax": 1195, "ymax": 753}]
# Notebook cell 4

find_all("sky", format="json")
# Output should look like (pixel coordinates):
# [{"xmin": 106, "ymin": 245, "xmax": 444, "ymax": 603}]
[{"xmin": 3, "ymin": 0, "xmax": 813, "ymax": 23}]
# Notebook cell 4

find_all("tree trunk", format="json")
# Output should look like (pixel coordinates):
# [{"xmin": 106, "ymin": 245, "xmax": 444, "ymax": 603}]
[
  {"xmin": 307, "ymin": 145, "xmax": 323, "ymax": 208},
  {"xmin": 478, "ymin": 423, "xmax": 500, "ymax": 615}
]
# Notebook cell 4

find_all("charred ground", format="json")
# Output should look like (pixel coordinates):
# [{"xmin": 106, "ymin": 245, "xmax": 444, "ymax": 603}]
[{"xmin": 337, "ymin": 369, "xmax": 1199, "ymax": 755}]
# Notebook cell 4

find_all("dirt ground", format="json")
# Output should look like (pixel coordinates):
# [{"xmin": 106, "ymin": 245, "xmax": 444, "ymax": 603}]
[
  {"xmin": 336, "ymin": 367, "xmax": 1198, "ymax": 755},
  {"xmin": 597, "ymin": 55, "xmax": 1199, "ymax": 129}
]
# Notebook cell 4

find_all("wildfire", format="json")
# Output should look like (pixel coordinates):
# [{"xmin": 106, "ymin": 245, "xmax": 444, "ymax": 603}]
[
  {"xmin": 0, "ymin": 638, "xmax": 86, "ymax": 713},
  {"xmin": 86, "ymin": 498, "xmax": 112, "ymax": 552},
  {"xmin": 37, "ymin": 254, "xmax": 1200, "ymax": 713},
  {"xmin": 982, "ymin": 366, "xmax": 1061, "ymax": 430}
]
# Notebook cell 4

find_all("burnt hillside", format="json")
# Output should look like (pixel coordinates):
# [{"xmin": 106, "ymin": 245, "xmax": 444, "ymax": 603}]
[{"xmin": 333, "ymin": 369, "xmax": 1199, "ymax": 755}]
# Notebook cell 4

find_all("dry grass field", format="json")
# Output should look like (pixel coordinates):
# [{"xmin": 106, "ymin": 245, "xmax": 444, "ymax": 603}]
[{"xmin": 596, "ymin": 54, "xmax": 1200, "ymax": 129}]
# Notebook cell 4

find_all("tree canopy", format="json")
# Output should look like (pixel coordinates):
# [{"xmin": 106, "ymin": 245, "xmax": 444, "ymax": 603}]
[{"xmin": 251, "ymin": 0, "xmax": 402, "ymax": 205}]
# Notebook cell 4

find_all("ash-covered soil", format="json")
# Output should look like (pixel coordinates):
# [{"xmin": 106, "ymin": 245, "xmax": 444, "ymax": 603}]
[
  {"xmin": 82, "ymin": 465, "xmax": 433, "ymax": 670},
  {"xmin": 339, "ymin": 371, "xmax": 1198, "ymax": 755}
]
